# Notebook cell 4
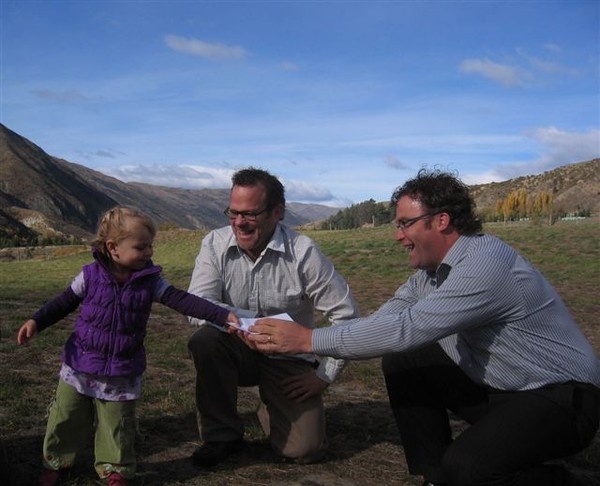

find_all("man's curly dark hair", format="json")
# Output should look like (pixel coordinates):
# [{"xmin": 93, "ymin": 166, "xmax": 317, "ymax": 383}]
[{"xmin": 391, "ymin": 168, "xmax": 482, "ymax": 235}]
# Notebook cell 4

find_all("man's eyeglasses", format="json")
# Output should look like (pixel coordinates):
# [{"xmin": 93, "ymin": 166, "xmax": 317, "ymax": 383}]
[
  {"xmin": 224, "ymin": 207, "xmax": 269, "ymax": 222},
  {"xmin": 395, "ymin": 212, "xmax": 439, "ymax": 231}
]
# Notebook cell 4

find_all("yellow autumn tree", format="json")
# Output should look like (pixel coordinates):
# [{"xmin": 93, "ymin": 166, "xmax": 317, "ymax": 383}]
[
  {"xmin": 498, "ymin": 189, "xmax": 530, "ymax": 223},
  {"xmin": 530, "ymin": 191, "xmax": 554, "ymax": 225},
  {"xmin": 515, "ymin": 188, "xmax": 528, "ymax": 219}
]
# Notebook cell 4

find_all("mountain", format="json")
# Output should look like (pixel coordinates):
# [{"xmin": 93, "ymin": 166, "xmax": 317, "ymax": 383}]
[
  {"xmin": 0, "ymin": 124, "xmax": 339, "ymax": 242},
  {"xmin": 1, "ymin": 123, "xmax": 598, "ymax": 244}
]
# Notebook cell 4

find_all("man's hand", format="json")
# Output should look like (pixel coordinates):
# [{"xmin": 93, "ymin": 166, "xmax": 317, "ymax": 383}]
[
  {"xmin": 247, "ymin": 318, "xmax": 313, "ymax": 355},
  {"xmin": 281, "ymin": 370, "xmax": 328, "ymax": 402}
]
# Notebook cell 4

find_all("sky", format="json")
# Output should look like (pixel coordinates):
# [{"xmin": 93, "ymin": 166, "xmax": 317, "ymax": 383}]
[{"xmin": 1, "ymin": 0, "xmax": 599, "ymax": 207}]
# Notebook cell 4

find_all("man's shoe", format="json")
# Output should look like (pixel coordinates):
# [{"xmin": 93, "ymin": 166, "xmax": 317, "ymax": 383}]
[{"xmin": 192, "ymin": 439, "xmax": 245, "ymax": 467}]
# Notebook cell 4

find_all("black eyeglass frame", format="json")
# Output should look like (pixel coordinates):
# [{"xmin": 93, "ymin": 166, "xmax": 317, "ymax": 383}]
[
  {"xmin": 395, "ymin": 212, "xmax": 441, "ymax": 230},
  {"xmin": 223, "ymin": 207, "xmax": 270, "ymax": 222}
]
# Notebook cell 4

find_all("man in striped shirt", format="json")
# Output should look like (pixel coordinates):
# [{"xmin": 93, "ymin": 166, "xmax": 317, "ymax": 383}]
[{"xmin": 249, "ymin": 169, "xmax": 600, "ymax": 486}]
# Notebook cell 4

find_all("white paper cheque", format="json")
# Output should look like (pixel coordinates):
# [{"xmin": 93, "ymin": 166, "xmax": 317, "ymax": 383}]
[{"xmin": 227, "ymin": 313, "xmax": 293, "ymax": 334}]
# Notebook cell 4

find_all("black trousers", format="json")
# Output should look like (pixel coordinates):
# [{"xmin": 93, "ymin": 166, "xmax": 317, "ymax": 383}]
[{"xmin": 382, "ymin": 344, "xmax": 600, "ymax": 486}]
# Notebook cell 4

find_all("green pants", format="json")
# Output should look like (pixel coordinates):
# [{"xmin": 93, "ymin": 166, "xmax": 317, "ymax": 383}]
[{"xmin": 43, "ymin": 379, "xmax": 137, "ymax": 479}]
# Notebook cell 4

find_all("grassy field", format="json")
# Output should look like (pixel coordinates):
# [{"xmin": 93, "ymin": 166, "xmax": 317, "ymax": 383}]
[{"xmin": 1, "ymin": 220, "xmax": 598, "ymax": 485}]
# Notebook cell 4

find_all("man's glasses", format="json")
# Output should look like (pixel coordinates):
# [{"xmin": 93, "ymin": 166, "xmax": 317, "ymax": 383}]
[
  {"xmin": 395, "ymin": 212, "xmax": 439, "ymax": 231},
  {"xmin": 224, "ymin": 207, "xmax": 269, "ymax": 222}
]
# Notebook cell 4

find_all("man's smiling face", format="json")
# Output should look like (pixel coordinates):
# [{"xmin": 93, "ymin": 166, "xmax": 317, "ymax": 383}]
[
  {"xmin": 229, "ymin": 183, "xmax": 282, "ymax": 261},
  {"xmin": 394, "ymin": 195, "xmax": 441, "ymax": 272}
]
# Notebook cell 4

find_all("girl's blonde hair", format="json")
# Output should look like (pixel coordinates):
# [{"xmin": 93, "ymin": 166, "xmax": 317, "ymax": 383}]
[{"xmin": 93, "ymin": 206, "xmax": 156, "ymax": 259}]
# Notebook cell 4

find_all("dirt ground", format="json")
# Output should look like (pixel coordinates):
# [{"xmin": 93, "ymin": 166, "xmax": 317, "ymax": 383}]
[{"xmin": 2, "ymin": 379, "xmax": 599, "ymax": 486}]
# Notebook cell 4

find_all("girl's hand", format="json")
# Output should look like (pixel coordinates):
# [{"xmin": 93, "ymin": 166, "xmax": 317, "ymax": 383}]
[
  {"xmin": 225, "ymin": 312, "xmax": 241, "ymax": 335},
  {"xmin": 17, "ymin": 319, "xmax": 38, "ymax": 346}
]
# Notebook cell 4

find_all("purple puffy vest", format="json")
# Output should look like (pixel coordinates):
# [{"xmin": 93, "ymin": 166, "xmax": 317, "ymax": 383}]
[{"xmin": 63, "ymin": 259, "xmax": 162, "ymax": 377}]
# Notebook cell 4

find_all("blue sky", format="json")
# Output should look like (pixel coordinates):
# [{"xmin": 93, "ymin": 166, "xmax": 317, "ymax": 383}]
[{"xmin": 2, "ymin": 1, "xmax": 599, "ymax": 206}]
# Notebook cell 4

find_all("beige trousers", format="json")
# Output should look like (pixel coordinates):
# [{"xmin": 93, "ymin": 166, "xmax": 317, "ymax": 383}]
[{"xmin": 188, "ymin": 325, "xmax": 327, "ymax": 462}]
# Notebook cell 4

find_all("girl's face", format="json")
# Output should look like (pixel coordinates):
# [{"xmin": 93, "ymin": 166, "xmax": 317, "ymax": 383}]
[{"xmin": 107, "ymin": 220, "xmax": 154, "ymax": 274}]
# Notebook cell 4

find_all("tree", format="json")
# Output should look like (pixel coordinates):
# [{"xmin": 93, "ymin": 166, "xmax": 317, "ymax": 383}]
[
  {"xmin": 325, "ymin": 199, "xmax": 393, "ymax": 230},
  {"xmin": 530, "ymin": 191, "xmax": 554, "ymax": 225}
]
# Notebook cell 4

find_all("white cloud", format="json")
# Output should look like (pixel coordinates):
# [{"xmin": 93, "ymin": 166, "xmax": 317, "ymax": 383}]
[
  {"xmin": 77, "ymin": 149, "xmax": 127, "ymax": 160},
  {"xmin": 516, "ymin": 48, "xmax": 579, "ymax": 76},
  {"xmin": 478, "ymin": 127, "xmax": 599, "ymax": 181},
  {"xmin": 164, "ymin": 35, "xmax": 246, "ymax": 60},
  {"xmin": 460, "ymin": 127, "xmax": 599, "ymax": 184},
  {"xmin": 280, "ymin": 179, "xmax": 336, "ymax": 203},
  {"xmin": 459, "ymin": 58, "xmax": 526, "ymax": 86},
  {"xmin": 31, "ymin": 89, "xmax": 93, "ymax": 103},
  {"xmin": 529, "ymin": 58, "xmax": 579, "ymax": 75},
  {"xmin": 280, "ymin": 61, "xmax": 299, "ymax": 71},
  {"xmin": 525, "ymin": 126, "xmax": 600, "ymax": 167},
  {"xmin": 462, "ymin": 169, "xmax": 509, "ymax": 186},
  {"xmin": 385, "ymin": 154, "xmax": 411, "ymax": 170},
  {"xmin": 543, "ymin": 43, "xmax": 562, "ymax": 54}
]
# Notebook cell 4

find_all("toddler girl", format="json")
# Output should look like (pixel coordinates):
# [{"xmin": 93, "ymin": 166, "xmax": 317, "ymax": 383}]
[{"xmin": 17, "ymin": 206, "xmax": 239, "ymax": 486}]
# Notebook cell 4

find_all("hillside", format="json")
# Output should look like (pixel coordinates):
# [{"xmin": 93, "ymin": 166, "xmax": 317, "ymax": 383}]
[
  {"xmin": 469, "ymin": 158, "xmax": 600, "ymax": 217},
  {"xmin": 0, "ymin": 124, "xmax": 338, "ymax": 242}
]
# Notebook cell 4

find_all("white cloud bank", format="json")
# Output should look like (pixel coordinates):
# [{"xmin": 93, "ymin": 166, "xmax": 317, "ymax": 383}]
[
  {"xmin": 521, "ymin": 126, "xmax": 599, "ymax": 173},
  {"xmin": 101, "ymin": 164, "xmax": 342, "ymax": 205},
  {"xmin": 104, "ymin": 164, "xmax": 234, "ymax": 189},
  {"xmin": 463, "ymin": 127, "xmax": 600, "ymax": 184}
]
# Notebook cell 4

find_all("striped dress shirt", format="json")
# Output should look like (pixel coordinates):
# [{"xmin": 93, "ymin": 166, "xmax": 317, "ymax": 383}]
[{"xmin": 313, "ymin": 234, "xmax": 600, "ymax": 390}]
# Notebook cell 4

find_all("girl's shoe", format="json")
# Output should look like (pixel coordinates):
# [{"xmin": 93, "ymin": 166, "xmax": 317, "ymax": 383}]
[
  {"xmin": 107, "ymin": 472, "xmax": 128, "ymax": 486},
  {"xmin": 39, "ymin": 469, "xmax": 60, "ymax": 486}
]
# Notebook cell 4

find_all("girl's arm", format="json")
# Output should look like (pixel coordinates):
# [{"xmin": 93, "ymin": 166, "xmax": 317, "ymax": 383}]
[
  {"xmin": 160, "ymin": 285, "xmax": 238, "ymax": 328},
  {"xmin": 17, "ymin": 286, "xmax": 82, "ymax": 346}
]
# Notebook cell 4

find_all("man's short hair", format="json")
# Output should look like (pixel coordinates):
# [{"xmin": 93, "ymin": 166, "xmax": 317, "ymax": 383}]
[{"xmin": 232, "ymin": 167, "xmax": 286, "ymax": 211}]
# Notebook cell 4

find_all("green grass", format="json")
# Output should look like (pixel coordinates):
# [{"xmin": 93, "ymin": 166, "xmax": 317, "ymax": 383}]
[{"xmin": 0, "ymin": 219, "xmax": 598, "ymax": 485}]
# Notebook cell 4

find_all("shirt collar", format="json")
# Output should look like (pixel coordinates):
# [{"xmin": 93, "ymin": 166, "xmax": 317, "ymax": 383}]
[
  {"xmin": 440, "ymin": 233, "xmax": 482, "ymax": 268},
  {"xmin": 425, "ymin": 234, "xmax": 481, "ymax": 280}
]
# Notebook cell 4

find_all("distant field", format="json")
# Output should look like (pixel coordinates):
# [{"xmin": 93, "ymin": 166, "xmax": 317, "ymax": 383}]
[{"xmin": 1, "ymin": 220, "xmax": 598, "ymax": 485}]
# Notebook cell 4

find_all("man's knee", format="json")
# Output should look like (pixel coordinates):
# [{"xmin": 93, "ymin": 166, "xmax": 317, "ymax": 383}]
[
  {"xmin": 276, "ymin": 436, "xmax": 326, "ymax": 464},
  {"xmin": 267, "ymin": 398, "xmax": 327, "ymax": 464},
  {"xmin": 441, "ymin": 440, "xmax": 508, "ymax": 486}
]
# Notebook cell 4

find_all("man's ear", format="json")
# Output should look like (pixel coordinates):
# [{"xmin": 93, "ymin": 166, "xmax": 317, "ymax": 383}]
[
  {"xmin": 273, "ymin": 204, "xmax": 285, "ymax": 221},
  {"xmin": 437, "ymin": 212, "xmax": 452, "ymax": 231}
]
